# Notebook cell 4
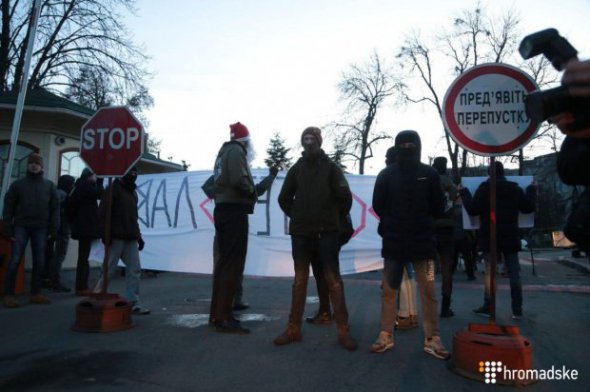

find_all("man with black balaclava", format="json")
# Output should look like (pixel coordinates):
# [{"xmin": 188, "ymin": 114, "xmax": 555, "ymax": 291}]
[
  {"xmin": 370, "ymin": 130, "xmax": 450, "ymax": 359},
  {"xmin": 274, "ymin": 126, "xmax": 357, "ymax": 351},
  {"xmin": 93, "ymin": 165, "xmax": 150, "ymax": 315}
]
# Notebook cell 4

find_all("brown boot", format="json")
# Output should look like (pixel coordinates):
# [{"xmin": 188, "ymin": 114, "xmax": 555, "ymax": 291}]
[
  {"xmin": 3, "ymin": 296, "xmax": 20, "ymax": 308},
  {"xmin": 29, "ymin": 294, "xmax": 51, "ymax": 305},
  {"xmin": 337, "ymin": 324, "xmax": 358, "ymax": 351},
  {"xmin": 273, "ymin": 323, "xmax": 301, "ymax": 346}
]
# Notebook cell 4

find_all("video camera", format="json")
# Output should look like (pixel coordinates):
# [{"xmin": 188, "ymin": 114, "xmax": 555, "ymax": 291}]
[{"xmin": 519, "ymin": 28, "xmax": 590, "ymax": 131}]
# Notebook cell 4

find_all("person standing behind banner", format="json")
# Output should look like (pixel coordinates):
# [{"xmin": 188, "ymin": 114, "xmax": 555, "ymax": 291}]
[
  {"xmin": 370, "ymin": 130, "xmax": 450, "ymax": 359},
  {"xmin": 274, "ymin": 126, "xmax": 357, "ymax": 351},
  {"xmin": 431, "ymin": 157, "xmax": 458, "ymax": 318},
  {"xmin": 459, "ymin": 161, "xmax": 536, "ymax": 320},
  {"xmin": 209, "ymin": 122, "xmax": 257, "ymax": 334},
  {"xmin": 93, "ymin": 166, "xmax": 149, "ymax": 315},
  {"xmin": 43, "ymin": 174, "xmax": 75, "ymax": 292},
  {"xmin": 2, "ymin": 153, "xmax": 59, "ymax": 308},
  {"xmin": 68, "ymin": 168, "xmax": 103, "ymax": 296}
]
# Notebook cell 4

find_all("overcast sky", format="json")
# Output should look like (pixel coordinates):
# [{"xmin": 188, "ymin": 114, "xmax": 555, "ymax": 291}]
[{"xmin": 125, "ymin": 0, "xmax": 590, "ymax": 174}]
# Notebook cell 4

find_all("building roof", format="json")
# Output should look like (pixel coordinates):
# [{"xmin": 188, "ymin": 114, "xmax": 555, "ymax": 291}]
[
  {"xmin": 140, "ymin": 151, "xmax": 184, "ymax": 171},
  {"xmin": 0, "ymin": 88, "xmax": 95, "ymax": 118}
]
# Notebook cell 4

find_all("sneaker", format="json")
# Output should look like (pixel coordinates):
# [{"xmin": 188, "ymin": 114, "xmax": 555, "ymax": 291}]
[
  {"xmin": 472, "ymin": 305, "xmax": 490, "ymax": 318},
  {"xmin": 3, "ymin": 296, "xmax": 20, "ymax": 308},
  {"xmin": 305, "ymin": 311, "xmax": 333, "ymax": 325},
  {"xmin": 29, "ymin": 294, "xmax": 51, "ymax": 305},
  {"xmin": 370, "ymin": 331, "xmax": 394, "ymax": 353},
  {"xmin": 395, "ymin": 315, "xmax": 418, "ymax": 330},
  {"xmin": 132, "ymin": 305, "xmax": 151, "ymax": 315},
  {"xmin": 232, "ymin": 302, "xmax": 250, "ymax": 311},
  {"xmin": 424, "ymin": 336, "xmax": 450, "ymax": 360},
  {"xmin": 512, "ymin": 312, "xmax": 523, "ymax": 320}
]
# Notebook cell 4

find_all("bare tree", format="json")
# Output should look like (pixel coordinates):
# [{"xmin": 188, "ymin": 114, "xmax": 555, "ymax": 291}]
[
  {"xmin": 333, "ymin": 52, "xmax": 403, "ymax": 174},
  {"xmin": 396, "ymin": 2, "xmax": 558, "ymax": 179},
  {"xmin": 0, "ymin": 0, "xmax": 152, "ymax": 118}
]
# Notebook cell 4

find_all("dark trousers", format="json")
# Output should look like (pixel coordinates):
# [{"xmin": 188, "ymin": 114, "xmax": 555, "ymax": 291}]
[
  {"xmin": 4, "ymin": 226, "xmax": 47, "ymax": 296},
  {"xmin": 210, "ymin": 204, "xmax": 249, "ymax": 323},
  {"xmin": 76, "ymin": 238, "xmax": 92, "ymax": 291},
  {"xmin": 311, "ymin": 254, "xmax": 331, "ymax": 314},
  {"xmin": 43, "ymin": 231, "xmax": 70, "ymax": 287},
  {"xmin": 454, "ymin": 235, "xmax": 476, "ymax": 278},
  {"xmin": 436, "ymin": 228, "xmax": 455, "ymax": 298},
  {"xmin": 288, "ymin": 233, "xmax": 349, "ymax": 325}
]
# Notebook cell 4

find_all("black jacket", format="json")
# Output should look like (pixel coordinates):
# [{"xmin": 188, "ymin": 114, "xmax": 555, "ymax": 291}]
[
  {"xmin": 460, "ymin": 177, "xmax": 536, "ymax": 253},
  {"xmin": 372, "ymin": 162, "xmax": 444, "ymax": 261},
  {"xmin": 99, "ymin": 179, "xmax": 141, "ymax": 241},
  {"xmin": 69, "ymin": 179, "xmax": 103, "ymax": 240},
  {"xmin": 278, "ymin": 150, "xmax": 352, "ymax": 236}
]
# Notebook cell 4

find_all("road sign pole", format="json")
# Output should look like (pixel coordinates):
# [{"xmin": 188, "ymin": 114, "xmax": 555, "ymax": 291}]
[
  {"xmin": 101, "ymin": 178, "xmax": 113, "ymax": 294},
  {"xmin": 489, "ymin": 156, "xmax": 497, "ymax": 323}
]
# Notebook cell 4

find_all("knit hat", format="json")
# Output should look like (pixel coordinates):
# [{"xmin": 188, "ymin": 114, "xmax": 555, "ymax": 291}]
[
  {"xmin": 230, "ymin": 122, "xmax": 250, "ymax": 141},
  {"xmin": 27, "ymin": 153, "xmax": 43, "ymax": 167},
  {"xmin": 301, "ymin": 127, "xmax": 323, "ymax": 147},
  {"xmin": 81, "ymin": 167, "xmax": 94, "ymax": 180},
  {"xmin": 432, "ymin": 157, "xmax": 447, "ymax": 175}
]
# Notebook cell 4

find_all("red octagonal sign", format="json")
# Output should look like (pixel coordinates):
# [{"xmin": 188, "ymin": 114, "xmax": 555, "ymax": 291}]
[{"xmin": 80, "ymin": 106, "xmax": 144, "ymax": 177}]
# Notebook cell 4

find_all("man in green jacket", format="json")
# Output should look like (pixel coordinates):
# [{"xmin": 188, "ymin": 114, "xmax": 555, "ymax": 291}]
[
  {"xmin": 210, "ymin": 122, "xmax": 256, "ymax": 334},
  {"xmin": 274, "ymin": 126, "xmax": 357, "ymax": 350},
  {"xmin": 2, "ymin": 153, "xmax": 58, "ymax": 308}
]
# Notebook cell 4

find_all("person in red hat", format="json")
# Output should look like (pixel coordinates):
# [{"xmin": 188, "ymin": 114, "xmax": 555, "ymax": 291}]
[
  {"xmin": 2, "ymin": 153, "xmax": 59, "ymax": 308},
  {"xmin": 209, "ymin": 122, "xmax": 257, "ymax": 334}
]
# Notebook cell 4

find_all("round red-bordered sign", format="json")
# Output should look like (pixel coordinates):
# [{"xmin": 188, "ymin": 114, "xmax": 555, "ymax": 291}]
[{"xmin": 442, "ymin": 63, "xmax": 540, "ymax": 156}]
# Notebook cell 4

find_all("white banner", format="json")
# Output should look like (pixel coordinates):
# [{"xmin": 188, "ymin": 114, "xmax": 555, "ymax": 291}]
[{"xmin": 91, "ymin": 169, "xmax": 384, "ymax": 277}]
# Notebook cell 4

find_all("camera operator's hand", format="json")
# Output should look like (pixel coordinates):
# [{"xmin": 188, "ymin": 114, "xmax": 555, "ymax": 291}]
[{"xmin": 562, "ymin": 59, "xmax": 590, "ymax": 96}]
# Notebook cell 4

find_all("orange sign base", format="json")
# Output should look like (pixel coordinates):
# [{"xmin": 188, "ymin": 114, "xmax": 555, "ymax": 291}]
[
  {"xmin": 72, "ymin": 293, "xmax": 134, "ymax": 333},
  {"xmin": 450, "ymin": 322, "xmax": 534, "ymax": 386}
]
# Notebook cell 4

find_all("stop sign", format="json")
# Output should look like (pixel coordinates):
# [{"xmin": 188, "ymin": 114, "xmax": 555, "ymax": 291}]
[{"xmin": 80, "ymin": 106, "xmax": 144, "ymax": 177}]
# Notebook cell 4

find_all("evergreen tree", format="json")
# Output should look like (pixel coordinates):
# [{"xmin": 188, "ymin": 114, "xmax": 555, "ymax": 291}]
[{"xmin": 264, "ymin": 132, "xmax": 292, "ymax": 170}]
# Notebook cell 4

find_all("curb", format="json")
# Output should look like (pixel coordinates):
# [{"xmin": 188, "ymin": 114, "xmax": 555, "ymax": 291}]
[{"xmin": 557, "ymin": 257, "xmax": 590, "ymax": 275}]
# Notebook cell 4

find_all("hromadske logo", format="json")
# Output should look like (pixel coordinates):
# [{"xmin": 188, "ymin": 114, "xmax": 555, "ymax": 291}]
[{"xmin": 478, "ymin": 360, "xmax": 579, "ymax": 383}]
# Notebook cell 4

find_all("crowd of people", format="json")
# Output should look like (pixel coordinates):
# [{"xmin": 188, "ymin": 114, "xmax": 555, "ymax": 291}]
[{"xmin": 2, "ymin": 58, "xmax": 588, "ymax": 359}]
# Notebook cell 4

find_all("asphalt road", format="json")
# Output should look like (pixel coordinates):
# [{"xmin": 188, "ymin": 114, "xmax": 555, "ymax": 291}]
[{"xmin": 0, "ymin": 250, "xmax": 588, "ymax": 391}]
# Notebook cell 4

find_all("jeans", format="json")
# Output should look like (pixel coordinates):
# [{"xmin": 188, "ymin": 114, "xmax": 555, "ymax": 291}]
[
  {"xmin": 380, "ymin": 259, "xmax": 440, "ymax": 338},
  {"xmin": 211, "ymin": 204, "xmax": 249, "ymax": 323},
  {"xmin": 94, "ymin": 239, "xmax": 141, "ymax": 304},
  {"xmin": 483, "ymin": 252, "xmax": 522, "ymax": 313},
  {"xmin": 288, "ymin": 233, "xmax": 350, "ymax": 326},
  {"xmin": 47, "ymin": 231, "xmax": 70, "ymax": 286},
  {"xmin": 4, "ymin": 226, "xmax": 48, "ymax": 296}
]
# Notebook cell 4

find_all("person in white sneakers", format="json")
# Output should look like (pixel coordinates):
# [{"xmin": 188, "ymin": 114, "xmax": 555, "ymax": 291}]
[{"xmin": 371, "ymin": 130, "xmax": 450, "ymax": 359}]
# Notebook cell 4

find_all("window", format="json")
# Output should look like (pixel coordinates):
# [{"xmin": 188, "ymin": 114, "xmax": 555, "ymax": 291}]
[
  {"xmin": 0, "ymin": 142, "xmax": 38, "ymax": 186},
  {"xmin": 59, "ymin": 149, "xmax": 85, "ymax": 179}
]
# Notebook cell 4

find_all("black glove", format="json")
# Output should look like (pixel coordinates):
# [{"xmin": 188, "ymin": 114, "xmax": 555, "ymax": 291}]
[
  {"xmin": 269, "ymin": 166, "xmax": 279, "ymax": 177},
  {"xmin": 138, "ymin": 236, "xmax": 145, "ymax": 251}
]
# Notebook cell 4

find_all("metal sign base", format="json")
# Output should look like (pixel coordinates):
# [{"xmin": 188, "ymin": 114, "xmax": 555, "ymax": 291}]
[
  {"xmin": 72, "ymin": 293, "xmax": 134, "ymax": 333},
  {"xmin": 450, "ymin": 322, "xmax": 534, "ymax": 386}
]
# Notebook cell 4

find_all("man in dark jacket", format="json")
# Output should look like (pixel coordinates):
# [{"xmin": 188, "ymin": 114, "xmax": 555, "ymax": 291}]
[
  {"xmin": 93, "ymin": 166, "xmax": 149, "ymax": 315},
  {"xmin": 43, "ymin": 174, "xmax": 75, "ymax": 292},
  {"xmin": 2, "ymin": 153, "xmax": 59, "ymax": 308},
  {"xmin": 69, "ymin": 168, "xmax": 103, "ymax": 296},
  {"xmin": 459, "ymin": 162, "xmax": 536, "ymax": 319},
  {"xmin": 274, "ymin": 126, "xmax": 357, "ymax": 351},
  {"xmin": 370, "ymin": 130, "xmax": 449, "ymax": 359},
  {"xmin": 209, "ymin": 122, "xmax": 256, "ymax": 334},
  {"xmin": 432, "ymin": 157, "xmax": 458, "ymax": 317}
]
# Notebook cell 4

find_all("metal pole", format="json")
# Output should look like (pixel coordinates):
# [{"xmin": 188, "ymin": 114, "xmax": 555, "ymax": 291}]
[
  {"xmin": 0, "ymin": 0, "xmax": 43, "ymax": 211},
  {"xmin": 102, "ymin": 178, "xmax": 113, "ymax": 294},
  {"xmin": 489, "ymin": 157, "xmax": 497, "ymax": 324}
]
